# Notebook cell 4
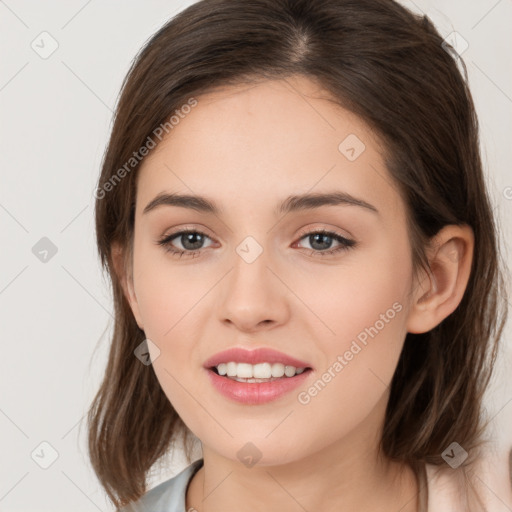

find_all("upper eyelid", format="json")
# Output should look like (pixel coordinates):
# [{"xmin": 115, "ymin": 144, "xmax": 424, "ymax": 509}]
[
  {"xmin": 162, "ymin": 220, "xmax": 354, "ymax": 236},
  {"xmin": 295, "ymin": 224, "xmax": 353, "ymax": 240}
]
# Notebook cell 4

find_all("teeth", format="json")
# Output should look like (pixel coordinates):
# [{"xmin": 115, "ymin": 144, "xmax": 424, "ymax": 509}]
[
  {"xmin": 270, "ymin": 363, "xmax": 284, "ymax": 378},
  {"xmin": 214, "ymin": 362, "xmax": 307, "ymax": 379}
]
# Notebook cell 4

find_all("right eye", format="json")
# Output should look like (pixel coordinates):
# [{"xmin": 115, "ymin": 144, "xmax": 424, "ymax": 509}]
[{"xmin": 157, "ymin": 229, "xmax": 215, "ymax": 258}]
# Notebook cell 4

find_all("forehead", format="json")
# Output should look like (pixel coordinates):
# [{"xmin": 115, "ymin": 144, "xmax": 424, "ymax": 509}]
[{"xmin": 136, "ymin": 75, "xmax": 402, "ymax": 220}]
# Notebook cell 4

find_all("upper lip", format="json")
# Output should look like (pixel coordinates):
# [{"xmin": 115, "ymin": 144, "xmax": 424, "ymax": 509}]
[{"xmin": 203, "ymin": 347, "xmax": 312, "ymax": 369}]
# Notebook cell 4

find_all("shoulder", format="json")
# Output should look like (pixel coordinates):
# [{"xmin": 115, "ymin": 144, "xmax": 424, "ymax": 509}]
[
  {"xmin": 120, "ymin": 459, "xmax": 204, "ymax": 512},
  {"xmin": 425, "ymin": 449, "xmax": 512, "ymax": 511}
]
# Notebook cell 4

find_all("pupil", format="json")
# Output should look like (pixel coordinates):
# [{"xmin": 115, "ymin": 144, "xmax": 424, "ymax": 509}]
[
  {"xmin": 310, "ymin": 233, "xmax": 332, "ymax": 250},
  {"xmin": 183, "ymin": 233, "xmax": 204, "ymax": 250}
]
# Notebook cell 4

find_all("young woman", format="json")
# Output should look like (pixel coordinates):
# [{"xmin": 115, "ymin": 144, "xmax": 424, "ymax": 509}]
[{"xmin": 87, "ymin": 0, "xmax": 511, "ymax": 510}]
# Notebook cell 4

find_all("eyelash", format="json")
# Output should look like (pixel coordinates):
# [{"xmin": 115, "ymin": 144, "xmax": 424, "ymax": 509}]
[{"xmin": 156, "ymin": 228, "xmax": 357, "ymax": 259}]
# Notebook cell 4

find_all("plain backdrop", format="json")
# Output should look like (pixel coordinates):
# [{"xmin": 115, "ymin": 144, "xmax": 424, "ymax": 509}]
[{"xmin": 0, "ymin": 1, "xmax": 511, "ymax": 510}]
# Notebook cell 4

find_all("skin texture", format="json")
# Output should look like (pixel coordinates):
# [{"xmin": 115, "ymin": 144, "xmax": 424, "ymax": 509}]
[{"xmin": 114, "ymin": 75, "xmax": 474, "ymax": 512}]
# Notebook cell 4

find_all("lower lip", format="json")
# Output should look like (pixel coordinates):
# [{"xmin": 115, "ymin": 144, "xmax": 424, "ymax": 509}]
[{"xmin": 205, "ymin": 368, "xmax": 312, "ymax": 405}]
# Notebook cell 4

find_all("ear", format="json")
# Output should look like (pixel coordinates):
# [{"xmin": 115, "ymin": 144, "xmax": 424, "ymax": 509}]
[
  {"xmin": 406, "ymin": 224, "xmax": 474, "ymax": 334},
  {"xmin": 111, "ymin": 241, "xmax": 144, "ymax": 330}
]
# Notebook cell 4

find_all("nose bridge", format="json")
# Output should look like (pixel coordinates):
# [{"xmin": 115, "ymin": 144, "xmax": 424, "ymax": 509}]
[
  {"xmin": 230, "ymin": 233, "xmax": 273, "ymax": 295},
  {"xmin": 219, "ymin": 233, "xmax": 289, "ymax": 329}
]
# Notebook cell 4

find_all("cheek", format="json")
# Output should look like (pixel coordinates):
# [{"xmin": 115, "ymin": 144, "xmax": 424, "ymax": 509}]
[
  {"xmin": 301, "ymin": 241, "xmax": 412, "ymax": 355},
  {"xmin": 294, "ymin": 243, "xmax": 412, "ymax": 418},
  {"xmin": 131, "ymin": 244, "xmax": 213, "ymax": 422},
  {"xmin": 132, "ymin": 241, "xmax": 211, "ymax": 338}
]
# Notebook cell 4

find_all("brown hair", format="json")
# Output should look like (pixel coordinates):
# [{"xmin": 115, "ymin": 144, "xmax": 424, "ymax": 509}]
[{"xmin": 88, "ymin": 0, "xmax": 508, "ymax": 508}]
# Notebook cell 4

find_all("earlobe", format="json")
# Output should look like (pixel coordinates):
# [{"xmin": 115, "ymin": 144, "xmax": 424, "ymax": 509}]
[
  {"xmin": 406, "ymin": 225, "xmax": 474, "ymax": 334},
  {"xmin": 111, "ymin": 242, "xmax": 145, "ymax": 330}
]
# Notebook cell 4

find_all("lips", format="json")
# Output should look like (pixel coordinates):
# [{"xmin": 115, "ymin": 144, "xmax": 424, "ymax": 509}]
[
  {"xmin": 203, "ymin": 347, "xmax": 312, "ymax": 369},
  {"xmin": 206, "ymin": 367, "xmax": 311, "ymax": 405}
]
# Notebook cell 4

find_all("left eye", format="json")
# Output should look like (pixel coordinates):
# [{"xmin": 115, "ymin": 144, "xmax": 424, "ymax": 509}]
[
  {"xmin": 294, "ymin": 230, "xmax": 356, "ymax": 255},
  {"xmin": 157, "ymin": 229, "xmax": 356, "ymax": 258}
]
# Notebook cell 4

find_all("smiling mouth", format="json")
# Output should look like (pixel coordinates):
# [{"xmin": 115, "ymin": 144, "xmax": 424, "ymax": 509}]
[{"xmin": 209, "ymin": 363, "xmax": 313, "ymax": 383}]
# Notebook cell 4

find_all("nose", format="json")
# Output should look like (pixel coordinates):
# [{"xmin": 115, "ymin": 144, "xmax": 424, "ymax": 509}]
[{"xmin": 219, "ymin": 245, "xmax": 290, "ymax": 333}]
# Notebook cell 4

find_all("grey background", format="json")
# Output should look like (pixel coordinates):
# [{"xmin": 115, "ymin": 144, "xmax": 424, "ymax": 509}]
[{"xmin": 0, "ymin": 0, "xmax": 511, "ymax": 510}]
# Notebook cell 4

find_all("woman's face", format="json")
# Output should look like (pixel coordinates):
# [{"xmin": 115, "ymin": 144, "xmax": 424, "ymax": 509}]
[{"xmin": 126, "ymin": 75, "xmax": 417, "ymax": 465}]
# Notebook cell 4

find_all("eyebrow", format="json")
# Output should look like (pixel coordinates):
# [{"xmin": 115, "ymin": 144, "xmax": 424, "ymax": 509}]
[{"xmin": 142, "ymin": 191, "xmax": 379, "ymax": 217}]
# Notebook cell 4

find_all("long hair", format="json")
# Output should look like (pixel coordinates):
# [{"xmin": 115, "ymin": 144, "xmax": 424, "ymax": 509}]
[{"xmin": 88, "ymin": 0, "xmax": 508, "ymax": 507}]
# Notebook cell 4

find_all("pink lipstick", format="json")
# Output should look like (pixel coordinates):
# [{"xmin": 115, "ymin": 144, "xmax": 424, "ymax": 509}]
[{"xmin": 204, "ymin": 347, "xmax": 313, "ymax": 405}]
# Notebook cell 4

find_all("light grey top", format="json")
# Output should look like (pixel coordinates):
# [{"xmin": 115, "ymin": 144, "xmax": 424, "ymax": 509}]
[{"xmin": 120, "ymin": 459, "xmax": 204, "ymax": 512}]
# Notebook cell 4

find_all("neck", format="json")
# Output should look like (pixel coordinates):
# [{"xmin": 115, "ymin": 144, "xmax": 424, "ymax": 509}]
[{"xmin": 186, "ymin": 397, "xmax": 419, "ymax": 512}]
